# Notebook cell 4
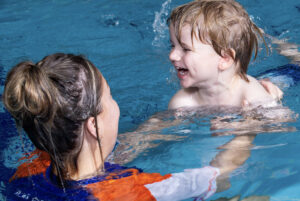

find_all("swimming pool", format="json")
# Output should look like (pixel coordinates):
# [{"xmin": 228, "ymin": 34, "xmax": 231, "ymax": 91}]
[{"xmin": 0, "ymin": 0, "xmax": 300, "ymax": 200}]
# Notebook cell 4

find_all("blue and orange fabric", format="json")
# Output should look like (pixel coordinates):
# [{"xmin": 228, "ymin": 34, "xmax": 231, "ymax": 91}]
[
  {"xmin": 9, "ymin": 149, "xmax": 50, "ymax": 182},
  {"xmin": 7, "ymin": 150, "xmax": 171, "ymax": 201},
  {"xmin": 87, "ymin": 169, "xmax": 171, "ymax": 201},
  {"xmin": 7, "ymin": 149, "xmax": 219, "ymax": 201}
]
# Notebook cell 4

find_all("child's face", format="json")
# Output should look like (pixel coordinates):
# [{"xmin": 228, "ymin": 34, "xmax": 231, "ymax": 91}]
[{"xmin": 169, "ymin": 23, "xmax": 222, "ymax": 88}]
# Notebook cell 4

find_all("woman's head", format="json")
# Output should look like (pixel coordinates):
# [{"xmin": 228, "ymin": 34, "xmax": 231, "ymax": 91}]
[{"xmin": 3, "ymin": 53, "xmax": 119, "ymax": 180}]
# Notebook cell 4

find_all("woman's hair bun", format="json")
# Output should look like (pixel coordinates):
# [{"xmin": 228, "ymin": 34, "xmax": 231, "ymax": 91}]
[{"xmin": 3, "ymin": 61, "xmax": 55, "ymax": 123}]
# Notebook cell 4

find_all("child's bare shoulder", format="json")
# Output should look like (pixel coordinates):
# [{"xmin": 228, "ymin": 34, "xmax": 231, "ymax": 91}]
[
  {"xmin": 243, "ymin": 75, "xmax": 274, "ymax": 104},
  {"xmin": 168, "ymin": 88, "xmax": 199, "ymax": 109}
]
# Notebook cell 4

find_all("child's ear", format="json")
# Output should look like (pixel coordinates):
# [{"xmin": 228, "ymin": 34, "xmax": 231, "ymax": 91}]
[
  {"xmin": 218, "ymin": 49, "xmax": 236, "ymax": 71},
  {"xmin": 86, "ymin": 117, "xmax": 98, "ymax": 138}
]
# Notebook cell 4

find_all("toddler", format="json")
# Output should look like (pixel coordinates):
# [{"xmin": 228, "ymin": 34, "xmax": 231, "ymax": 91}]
[{"xmin": 168, "ymin": 0, "xmax": 275, "ymax": 109}]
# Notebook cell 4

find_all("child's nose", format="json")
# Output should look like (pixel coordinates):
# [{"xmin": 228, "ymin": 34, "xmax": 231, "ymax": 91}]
[{"xmin": 169, "ymin": 48, "xmax": 182, "ymax": 62}]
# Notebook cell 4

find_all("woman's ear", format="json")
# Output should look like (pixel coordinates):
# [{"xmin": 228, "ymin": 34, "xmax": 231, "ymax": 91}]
[
  {"xmin": 218, "ymin": 49, "xmax": 236, "ymax": 71},
  {"xmin": 86, "ymin": 117, "xmax": 97, "ymax": 138}
]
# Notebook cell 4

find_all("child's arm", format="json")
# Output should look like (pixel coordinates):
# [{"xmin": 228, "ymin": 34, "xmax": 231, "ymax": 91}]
[{"xmin": 168, "ymin": 88, "xmax": 199, "ymax": 109}]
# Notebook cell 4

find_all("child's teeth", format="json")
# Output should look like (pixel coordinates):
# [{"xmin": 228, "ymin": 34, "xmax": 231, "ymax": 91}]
[{"xmin": 179, "ymin": 68, "xmax": 188, "ymax": 75}]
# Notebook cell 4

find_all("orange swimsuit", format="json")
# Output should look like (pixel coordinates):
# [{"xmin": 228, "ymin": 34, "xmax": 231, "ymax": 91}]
[{"xmin": 7, "ymin": 150, "xmax": 219, "ymax": 201}]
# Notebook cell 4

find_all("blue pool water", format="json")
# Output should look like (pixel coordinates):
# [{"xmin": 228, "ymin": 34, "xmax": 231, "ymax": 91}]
[{"xmin": 0, "ymin": 0, "xmax": 300, "ymax": 200}]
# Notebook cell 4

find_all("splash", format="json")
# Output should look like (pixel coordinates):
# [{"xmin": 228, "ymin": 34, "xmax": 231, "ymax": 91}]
[
  {"xmin": 101, "ymin": 14, "xmax": 120, "ymax": 27},
  {"xmin": 152, "ymin": 0, "xmax": 172, "ymax": 48},
  {"xmin": 166, "ymin": 67, "xmax": 180, "ymax": 89}
]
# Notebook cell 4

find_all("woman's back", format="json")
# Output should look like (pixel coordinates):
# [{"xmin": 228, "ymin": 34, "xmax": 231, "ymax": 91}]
[{"xmin": 7, "ymin": 150, "xmax": 219, "ymax": 201}]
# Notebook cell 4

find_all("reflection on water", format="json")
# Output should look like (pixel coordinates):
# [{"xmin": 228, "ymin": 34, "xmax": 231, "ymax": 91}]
[{"xmin": 113, "ymin": 104, "xmax": 298, "ymax": 168}]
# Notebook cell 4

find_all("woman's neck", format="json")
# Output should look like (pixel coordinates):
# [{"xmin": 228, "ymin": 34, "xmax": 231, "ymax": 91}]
[{"xmin": 70, "ymin": 137, "xmax": 104, "ymax": 180}]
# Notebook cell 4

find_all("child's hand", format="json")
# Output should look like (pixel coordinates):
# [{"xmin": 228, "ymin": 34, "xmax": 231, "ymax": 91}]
[{"xmin": 259, "ymin": 78, "xmax": 283, "ymax": 101}]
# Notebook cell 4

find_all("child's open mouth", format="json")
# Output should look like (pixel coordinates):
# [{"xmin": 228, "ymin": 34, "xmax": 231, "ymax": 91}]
[{"xmin": 176, "ymin": 67, "xmax": 189, "ymax": 78}]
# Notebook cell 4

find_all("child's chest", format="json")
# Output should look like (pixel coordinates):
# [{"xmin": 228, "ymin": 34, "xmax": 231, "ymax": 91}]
[{"xmin": 196, "ymin": 90, "xmax": 244, "ymax": 107}]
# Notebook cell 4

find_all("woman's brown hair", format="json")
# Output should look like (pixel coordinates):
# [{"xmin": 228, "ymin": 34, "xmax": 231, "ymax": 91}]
[{"xmin": 3, "ymin": 53, "xmax": 103, "ymax": 185}]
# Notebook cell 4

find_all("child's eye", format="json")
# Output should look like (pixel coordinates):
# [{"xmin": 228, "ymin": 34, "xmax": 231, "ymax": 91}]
[
  {"xmin": 183, "ymin": 47, "xmax": 191, "ymax": 52},
  {"xmin": 169, "ymin": 40, "xmax": 175, "ymax": 48}
]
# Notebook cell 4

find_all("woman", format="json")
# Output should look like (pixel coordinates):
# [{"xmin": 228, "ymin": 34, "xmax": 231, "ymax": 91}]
[{"xmin": 4, "ymin": 53, "xmax": 254, "ymax": 201}]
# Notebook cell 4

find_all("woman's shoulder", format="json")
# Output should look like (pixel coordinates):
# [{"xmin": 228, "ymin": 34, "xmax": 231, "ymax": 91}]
[
  {"xmin": 6, "ymin": 161, "xmax": 145, "ymax": 201},
  {"xmin": 86, "ymin": 166, "xmax": 171, "ymax": 201},
  {"xmin": 7, "ymin": 152, "xmax": 170, "ymax": 201},
  {"xmin": 9, "ymin": 150, "xmax": 50, "ymax": 182},
  {"xmin": 7, "ymin": 170, "xmax": 66, "ymax": 201}
]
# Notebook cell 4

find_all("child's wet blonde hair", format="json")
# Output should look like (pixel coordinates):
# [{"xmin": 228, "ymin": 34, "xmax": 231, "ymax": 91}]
[{"xmin": 168, "ymin": 0, "xmax": 266, "ymax": 82}]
